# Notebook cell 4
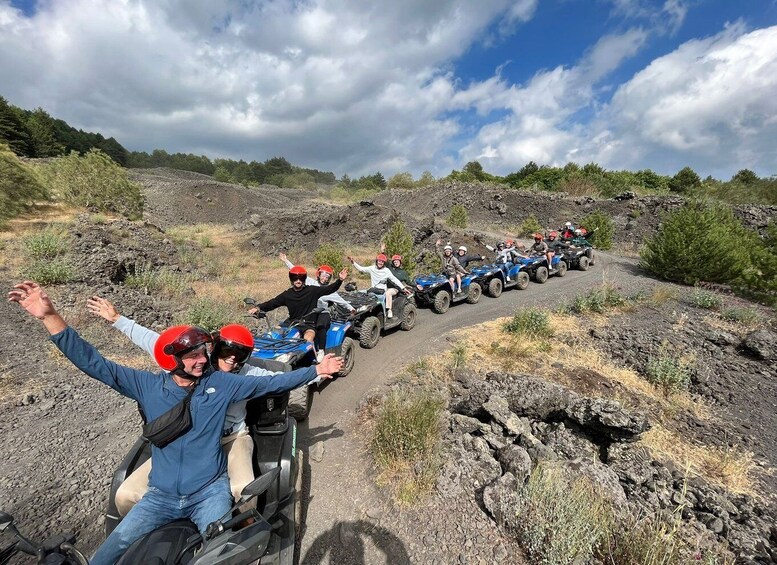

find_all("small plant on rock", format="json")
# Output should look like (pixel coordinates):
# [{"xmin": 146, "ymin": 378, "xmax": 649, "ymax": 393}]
[
  {"xmin": 568, "ymin": 285, "xmax": 627, "ymax": 314},
  {"xmin": 180, "ymin": 297, "xmax": 236, "ymax": 332},
  {"xmin": 517, "ymin": 214, "xmax": 544, "ymax": 237},
  {"xmin": 22, "ymin": 259, "xmax": 74, "ymax": 285},
  {"xmin": 23, "ymin": 228, "xmax": 69, "ymax": 260},
  {"xmin": 504, "ymin": 307, "xmax": 552, "ymax": 338},
  {"xmin": 645, "ymin": 347, "xmax": 692, "ymax": 395},
  {"xmin": 690, "ymin": 288, "xmax": 723, "ymax": 310},
  {"xmin": 313, "ymin": 242, "xmax": 346, "ymax": 274},
  {"xmin": 721, "ymin": 307, "xmax": 761, "ymax": 327},
  {"xmin": 447, "ymin": 204, "xmax": 468, "ymax": 228}
]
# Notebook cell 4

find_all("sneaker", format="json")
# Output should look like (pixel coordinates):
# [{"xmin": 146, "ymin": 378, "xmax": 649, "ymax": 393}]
[
  {"xmin": 316, "ymin": 350, "xmax": 325, "ymax": 363},
  {"xmin": 387, "ymin": 309, "xmax": 393, "ymax": 319},
  {"xmin": 506, "ymin": 277, "xmax": 511, "ymax": 282}
]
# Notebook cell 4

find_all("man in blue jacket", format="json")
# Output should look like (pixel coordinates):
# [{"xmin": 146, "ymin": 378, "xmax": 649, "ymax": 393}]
[{"xmin": 8, "ymin": 281, "xmax": 343, "ymax": 565}]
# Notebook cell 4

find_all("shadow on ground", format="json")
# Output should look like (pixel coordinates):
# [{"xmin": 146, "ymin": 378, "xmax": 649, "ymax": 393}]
[{"xmin": 300, "ymin": 520, "xmax": 410, "ymax": 565}]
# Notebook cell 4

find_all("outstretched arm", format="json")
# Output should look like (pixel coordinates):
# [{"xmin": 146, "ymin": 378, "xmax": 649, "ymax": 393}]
[
  {"xmin": 279, "ymin": 252, "xmax": 294, "ymax": 270},
  {"xmin": 228, "ymin": 354, "xmax": 344, "ymax": 400},
  {"xmin": 88, "ymin": 296, "xmax": 159, "ymax": 358}
]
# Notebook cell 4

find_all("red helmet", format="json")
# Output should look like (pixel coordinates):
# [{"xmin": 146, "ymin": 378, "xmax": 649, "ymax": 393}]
[
  {"xmin": 391, "ymin": 254, "xmax": 402, "ymax": 262},
  {"xmin": 533, "ymin": 232, "xmax": 543, "ymax": 240},
  {"xmin": 213, "ymin": 324, "xmax": 254, "ymax": 371},
  {"xmin": 549, "ymin": 231, "xmax": 558, "ymax": 238},
  {"xmin": 289, "ymin": 265, "xmax": 307, "ymax": 281},
  {"xmin": 505, "ymin": 239, "xmax": 514, "ymax": 247},
  {"xmin": 376, "ymin": 254, "xmax": 387, "ymax": 262},
  {"xmin": 154, "ymin": 325, "xmax": 212, "ymax": 371},
  {"xmin": 316, "ymin": 264, "xmax": 334, "ymax": 277}
]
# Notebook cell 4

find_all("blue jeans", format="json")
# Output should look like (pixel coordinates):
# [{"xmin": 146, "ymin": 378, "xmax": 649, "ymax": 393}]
[{"xmin": 91, "ymin": 473, "xmax": 232, "ymax": 565}]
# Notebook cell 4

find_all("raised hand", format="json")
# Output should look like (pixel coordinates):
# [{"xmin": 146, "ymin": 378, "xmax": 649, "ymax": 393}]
[
  {"xmin": 338, "ymin": 267, "xmax": 349, "ymax": 280},
  {"xmin": 87, "ymin": 296, "xmax": 120, "ymax": 323},
  {"xmin": 346, "ymin": 255, "xmax": 354, "ymax": 264},
  {"xmin": 279, "ymin": 252, "xmax": 288, "ymax": 263},
  {"xmin": 8, "ymin": 281, "xmax": 56, "ymax": 319},
  {"xmin": 435, "ymin": 239, "xmax": 441, "ymax": 246},
  {"xmin": 315, "ymin": 353, "xmax": 344, "ymax": 378}
]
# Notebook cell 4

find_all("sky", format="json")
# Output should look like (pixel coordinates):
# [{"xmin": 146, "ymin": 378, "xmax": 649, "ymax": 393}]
[{"xmin": 1, "ymin": 0, "xmax": 776, "ymax": 180}]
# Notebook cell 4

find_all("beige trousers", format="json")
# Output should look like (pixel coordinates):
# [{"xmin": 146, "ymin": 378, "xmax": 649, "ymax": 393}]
[{"xmin": 115, "ymin": 429, "xmax": 255, "ymax": 516}]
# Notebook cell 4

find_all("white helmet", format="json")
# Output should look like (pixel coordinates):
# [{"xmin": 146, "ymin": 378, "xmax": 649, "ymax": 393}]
[
  {"xmin": 444, "ymin": 245, "xmax": 453, "ymax": 251},
  {"xmin": 574, "ymin": 228, "xmax": 582, "ymax": 236},
  {"xmin": 458, "ymin": 246, "xmax": 467, "ymax": 253},
  {"xmin": 565, "ymin": 222, "xmax": 572, "ymax": 227}
]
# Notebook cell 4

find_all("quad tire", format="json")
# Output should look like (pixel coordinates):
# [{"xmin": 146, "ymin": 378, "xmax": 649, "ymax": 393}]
[
  {"xmin": 289, "ymin": 384, "xmax": 314, "ymax": 421},
  {"xmin": 337, "ymin": 337, "xmax": 355, "ymax": 376},
  {"xmin": 488, "ymin": 277, "xmax": 503, "ymax": 298},
  {"xmin": 294, "ymin": 449, "xmax": 304, "ymax": 558},
  {"xmin": 433, "ymin": 291, "xmax": 451, "ymax": 314},
  {"xmin": 400, "ymin": 303, "xmax": 417, "ymax": 330},
  {"xmin": 535, "ymin": 266, "xmax": 548, "ymax": 283},
  {"xmin": 516, "ymin": 271, "xmax": 530, "ymax": 290},
  {"xmin": 578, "ymin": 256, "xmax": 589, "ymax": 271},
  {"xmin": 466, "ymin": 283, "xmax": 481, "ymax": 304},
  {"xmin": 359, "ymin": 316, "xmax": 381, "ymax": 348},
  {"xmin": 588, "ymin": 249, "xmax": 596, "ymax": 266},
  {"xmin": 557, "ymin": 261, "xmax": 567, "ymax": 277}
]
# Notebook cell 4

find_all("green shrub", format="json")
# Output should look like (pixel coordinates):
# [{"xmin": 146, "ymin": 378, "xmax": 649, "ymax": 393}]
[
  {"xmin": 37, "ymin": 149, "xmax": 143, "ymax": 219},
  {"xmin": 447, "ymin": 204, "xmax": 468, "ymax": 228},
  {"xmin": 517, "ymin": 214, "xmax": 544, "ymax": 237},
  {"xmin": 645, "ymin": 349, "xmax": 692, "ymax": 395},
  {"xmin": 517, "ymin": 465, "xmax": 613, "ymax": 565},
  {"xmin": 0, "ymin": 143, "xmax": 49, "ymax": 227},
  {"xmin": 450, "ymin": 343, "xmax": 468, "ymax": 368},
  {"xmin": 382, "ymin": 220, "xmax": 417, "ymax": 274},
  {"xmin": 125, "ymin": 264, "xmax": 192, "ymax": 295},
  {"xmin": 640, "ymin": 203, "xmax": 751, "ymax": 286},
  {"xmin": 736, "ymin": 223, "xmax": 777, "ymax": 305},
  {"xmin": 22, "ymin": 259, "xmax": 74, "ymax": 285},
  {"xmin": 180, "ymin": 297, "xmax": 236, "ymax": 332},
  {"xmin": 721, "ymin": 307, "xmax": 761, "ymax": 327},
  {"xmin": 23, "ymin": 229, "xmax": 69, "ymax": 260},
  {"xmin": 313, "ymin": 243, "xmax": 345, "ymax": 275},
  {"xmin": 580, "ymin": 210, "xmax": 614, "ymax": 250},
  {"xmin": 689, "ymin": 288, "xmax": 723, "ymax": 310},
  {"xmin": 504, "ymin": 307, "xmax": 552, "ymax": 338},
  {"xmin": 568, "ymin": 285, "xmax": 627, "ymax": 314}
]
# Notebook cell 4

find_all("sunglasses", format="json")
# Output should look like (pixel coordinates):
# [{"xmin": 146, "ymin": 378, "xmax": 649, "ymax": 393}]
[
  {"xmin": 219, "ymin": 345, "xmax": 251, "ymax": 359},
  {"xmin": 289, "ymin": 274, "xmax": 307, "ymax": 282}
]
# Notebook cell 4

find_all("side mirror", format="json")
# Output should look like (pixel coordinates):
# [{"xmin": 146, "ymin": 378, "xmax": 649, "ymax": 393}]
[
  {"xmin": 240, "ymin": 467, "xmax": 281, "ymax": 501},
  {"xmin": 243, "ymin": 298, "xmax": 256, "ymax": 306},
  {"xmin": 0, "ymin": 511, "xmax": 14, "ymax": 533}
]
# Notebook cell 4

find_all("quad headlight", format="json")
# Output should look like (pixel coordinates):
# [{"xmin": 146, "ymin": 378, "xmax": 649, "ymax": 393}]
[{"xmin": 275, "ymin": 353, "xmax": 293, "ymax": 363}]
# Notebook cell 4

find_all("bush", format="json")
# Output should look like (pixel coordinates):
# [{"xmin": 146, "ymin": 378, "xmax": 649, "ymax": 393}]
[
  {"xmin": 721, "ymin": 307, "xmax": 761, "ymax": 327},
  {"xmin": 22, "ymin": 259, "xmax": 74, "ymax": 285},
  {"xmin": 180, "ymin": 297, "xmax": 236, "ymax": 332},
  {"xmin": 36, "ymin": 149, "xmax": 143, "ymax": 219},
  {"xmin": 124, "ymin": 264, "xmax": 192, "ymax": 296},
  {"xmin": 517, "ymin": 214, "xmax": 544, "ymax": 237},
  {"xmin": 736, "ymin": 223, "xmax": 777, "ymax": 305},
  {"xmin": 640, "ymin": 203, "xmax": 751, "ymax": 286},
  {"xmin": 447, "ymin": 204, "xmax": 468, "ymax": 228},
  {"xmin": 504, "ymin": 307, "xmax": 552, "ymax": 338},
  {"xmin": 517, "ymin": 465, "xmax": 613, "ymax": 565},
  {"xmin": 690, "ymin": 288, "xmax": 723, "ymax": 310},
  {"xmin": 313, "ymin": 243, "xmax": 345, "ymax": 275},
  {"xmin": 23, "ymin": 228, "xmax": 69, "ymax": 260},
  {"xmin": 382, "ymin": 220, "xmax": 417, "ymax": 274},
  {"xmin": 568, "ymin": 285, "xmax": 627, "ymax": 314},
  {"xmin": 579, "ymin": 210, "xmax": 614, "ymax": 250},
  {"xmin": 645, "ymin": 349, "xmax": 692, "ymax": 395},
  {"xmin": 0, "ymin": 143, "xmax": 48, "ymax": 227}
]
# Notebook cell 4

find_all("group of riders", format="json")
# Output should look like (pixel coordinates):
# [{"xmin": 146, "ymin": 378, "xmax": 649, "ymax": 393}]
[{"xmin": 6, "ymin": 219, "xmax": 588, "ymax": 565}]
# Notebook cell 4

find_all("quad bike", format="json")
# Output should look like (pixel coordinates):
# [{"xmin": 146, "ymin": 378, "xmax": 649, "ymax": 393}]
[
  {"xmin": 241, "ymin": 300, "xmax": 354, "ymax": 421},
  {"xmin": 562, "ymin": 230, "xmax": 597, "ymax": 267},
  {"xmin": 338, "ymin": 281, "xmax": 417, "ymax": 349},
  {"xmin": 560, "ymin": 245, "xmax": 595, "ymax": 271},
  {"xmin": 0, "ymin": 511, "xmax": 88, "ymax": 564},
  {"xmin": 470, "ymin": 260, "xmax": 530, "ymax": 298},
  {"xmin": 516, "ymin": 254, "xmax": 566, "ymax": 283},
  {"xmin": 413, "ymin": 272, "xmax": 481, "ymax": 314},
  {"xmin": 105, "ymin": 358, "xmax": 304, "ymax": 565}
]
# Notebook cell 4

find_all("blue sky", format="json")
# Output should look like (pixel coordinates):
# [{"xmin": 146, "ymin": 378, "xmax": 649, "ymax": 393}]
[{"xmin": 2, "ymin": 0, "xmax": 777, "ymax": 179}]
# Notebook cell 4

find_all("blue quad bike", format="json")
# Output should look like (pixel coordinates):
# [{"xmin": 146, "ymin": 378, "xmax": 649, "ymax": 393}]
[
  {"xmin": 104, "ymin": 357, "xmax": 312, "ymax": 564},
  {"xmin": 413, "ymin": 272, "xmax": 481, "ymax": 314},
  {"xmin": 242, "ymin": 301, "xmax": 355, "ymax": 421},
  {"xmin": 339, "ymin": 282, "xmax": 417, "ymax": 348},
  {"xmin": 470, "ymin": 260, "xmax": 530, "ymax": 298},
  {"xmin": 517, "ymin": 254, "xmax": 567, "ymax": 283}
]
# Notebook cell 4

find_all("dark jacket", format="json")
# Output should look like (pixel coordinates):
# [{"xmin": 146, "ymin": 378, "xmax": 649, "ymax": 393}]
[
  {"xmin": 456, "ymin": 253, "xmax": 484, "ymax": 269},
  {"xmin": 51, "ymin": 327, "xmax": 317, "ymax": 496},
  {"xmin": 547, "ymin": 239, "xmax": 569, "ymax": 252},
  {"xmin": 258, "ymin": 279, "xmax": 343, "ymax": 320},
  {"xmin": 389, "ymin": 266, "xmax": 412, "ymax": 285}
]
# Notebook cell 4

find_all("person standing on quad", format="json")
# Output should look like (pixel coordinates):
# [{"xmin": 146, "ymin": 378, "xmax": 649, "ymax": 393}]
[
  {"xmin": 8, "ymin": 281, "xmax": 343, "ymax": 565},
  {"xmin": 455, "ymin": 246, "xmax": 486, "ymax": 269},
  {"xmin": 560, "ymin": 222, "xmax": 576, "ymax": 240},
  {"xmin": 346, "ymin": 253, "xmax": 409, "ymax": 319},
  {"xmin": 86, "ymin": 296, "xmax": 290, "ymax": 516},
  {"xmin": 249, "ymin": 265, "xmax": 348, "ymax": 360},
  {"xmin": 529, "ymin": 232, "xmax": 554, "ymax": 270},
  {"xmin": 436, "ymin": 239, "xmax": 468, "ymax": 295}
]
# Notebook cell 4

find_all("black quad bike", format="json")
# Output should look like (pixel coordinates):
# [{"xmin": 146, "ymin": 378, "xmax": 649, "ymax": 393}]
[
  {"xmin": 105, "ymin": 357, "xmax": 304, "ymax": 565},
  {"xmin": 339, "ymin": 281, "xmax": 417, "ymax": 349},
  {"xmin": 0, "ymin": 511, "xmax": 88, "ymax": 565},
  {"xmin": 560, "ymin": 243, "xmax": 596, "ymax": 270}
]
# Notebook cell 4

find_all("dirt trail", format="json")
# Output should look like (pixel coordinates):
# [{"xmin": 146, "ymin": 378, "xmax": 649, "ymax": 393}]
[{"xmin": 296, "ymin": 252, "xmax": 653, "ymax": 563}]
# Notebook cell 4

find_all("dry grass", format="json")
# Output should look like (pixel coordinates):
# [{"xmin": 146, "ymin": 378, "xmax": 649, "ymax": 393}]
[{"xmin": 641, "ymin": 426, "xmax": 757, "ymax": 495}]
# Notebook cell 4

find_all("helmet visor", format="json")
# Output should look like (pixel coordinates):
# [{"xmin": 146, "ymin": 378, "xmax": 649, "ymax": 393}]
[{"xmin": 289, "ymin": 273, "xmax": 307, "ymax": 282}]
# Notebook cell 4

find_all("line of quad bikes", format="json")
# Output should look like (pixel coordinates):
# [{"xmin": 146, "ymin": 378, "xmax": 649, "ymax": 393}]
[{"xmin": 1, "ymin": 234, "xmax": 596, "ymax": 564}]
